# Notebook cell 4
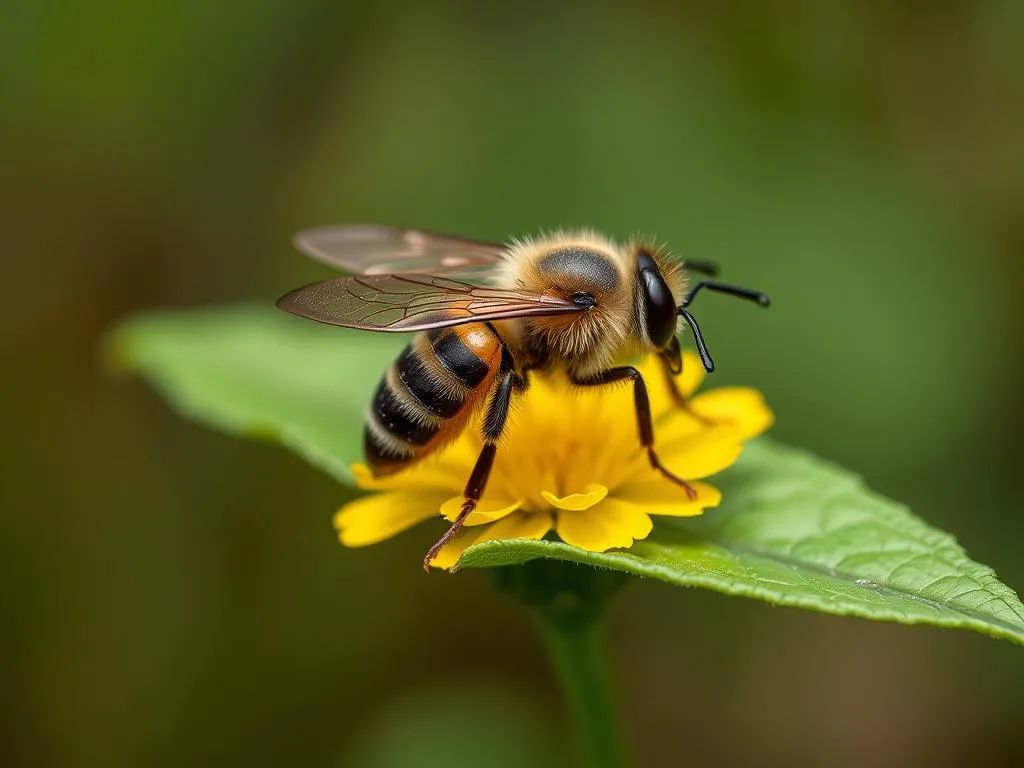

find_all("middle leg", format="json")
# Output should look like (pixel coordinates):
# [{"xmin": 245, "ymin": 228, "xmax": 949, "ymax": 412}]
[{"xmin": 571, "ymin": 365, "xmax": 697, "ymax": 499}]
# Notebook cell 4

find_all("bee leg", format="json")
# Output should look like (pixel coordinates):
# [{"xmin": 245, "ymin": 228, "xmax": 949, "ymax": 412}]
[
  {"xmin": 420, "ymin": 445, "xmax": 496, "ymax": 571},
  {"xmin": 660, "ymin": 337, "xmax": 716, "ymax": 426},
  {"xmin": 572, "ymin": 366, "xmax": 698, "ymax": 500},
  {"xmin": 421, "ymin": 367, "xmax": 520, "ymax": 571}
]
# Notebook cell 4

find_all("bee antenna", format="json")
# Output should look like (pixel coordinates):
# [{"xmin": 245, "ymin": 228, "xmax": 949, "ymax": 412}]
[
  {"xmin": 683, "ymin": 259, "xmax": 720, "ymax": 277},
  {"xmin": 682, "ymin": 281, "xmax": 770, "ymax": 309},
  {"xmin": 679, "ymin": 309, "xmax": 715, "ymax": 373}
]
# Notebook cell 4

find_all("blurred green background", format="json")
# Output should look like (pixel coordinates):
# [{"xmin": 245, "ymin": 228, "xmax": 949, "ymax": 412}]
[{"xmin": 3, "ymin": 2, "xmax": 1023, "ymax": 766}]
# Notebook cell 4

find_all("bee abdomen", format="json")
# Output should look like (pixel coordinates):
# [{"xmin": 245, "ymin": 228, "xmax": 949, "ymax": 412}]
[
  {"xmin": 427, "ymin": 327, "xmax": 493, "ymax": 388},
  {"xmin": 364, "ymin": 324, "xmax": 501, "ymax": 475},
  {"xmin": 370, "ymin": 379, "xmax": 441, "ymax": 446}
]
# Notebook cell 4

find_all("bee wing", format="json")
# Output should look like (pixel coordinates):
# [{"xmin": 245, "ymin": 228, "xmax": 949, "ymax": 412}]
[
  {"xmin": 276, "ymin": 274, "xmax": 586, "ymax": 332},
  {"xmin": 292, "ymin": 224, "xmax": 507, "ymax": 280}
]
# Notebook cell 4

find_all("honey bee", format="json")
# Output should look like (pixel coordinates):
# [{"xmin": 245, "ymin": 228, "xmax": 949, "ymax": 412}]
[{"xmin": 277, "ymin": 225, "xmax": 769, "ymax": 569}]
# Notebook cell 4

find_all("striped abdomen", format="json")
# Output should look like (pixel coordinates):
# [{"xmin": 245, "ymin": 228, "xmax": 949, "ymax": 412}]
[{"xmin": 364, "ymin": 324, "xmax": 502, "ymax": 475}]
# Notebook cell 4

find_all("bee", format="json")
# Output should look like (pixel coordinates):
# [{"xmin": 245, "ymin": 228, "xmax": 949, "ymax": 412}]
[{"xmin": 277, "ymin": 225, "xmax": 769, "ymax": 569}]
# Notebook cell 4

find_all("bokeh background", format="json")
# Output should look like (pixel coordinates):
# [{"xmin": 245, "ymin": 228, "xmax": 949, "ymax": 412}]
[{"xmin": 4, "ymin": 2, "xmax": 1023, "ymax": 766}]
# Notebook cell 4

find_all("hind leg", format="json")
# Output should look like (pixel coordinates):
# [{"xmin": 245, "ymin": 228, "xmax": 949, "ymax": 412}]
[{"xmin": 422, "ymin": 367, "xmax": 521, "ymax": 571}]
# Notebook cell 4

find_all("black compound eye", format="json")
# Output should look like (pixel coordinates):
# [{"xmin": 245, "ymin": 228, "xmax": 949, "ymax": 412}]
[{"xmin": 637, "ymin": 253, "xmax": 676, "ymax": 348}]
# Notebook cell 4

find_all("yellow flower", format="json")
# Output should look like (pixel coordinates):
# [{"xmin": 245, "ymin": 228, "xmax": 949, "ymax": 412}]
[{"xmin": 335, "ymin": 352, "xmax": 773, "ymax": 569}]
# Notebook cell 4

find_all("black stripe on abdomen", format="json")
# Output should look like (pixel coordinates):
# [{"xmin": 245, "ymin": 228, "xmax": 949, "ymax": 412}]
[
  {"xmin": 363, "ymin": 423, "xmax": 409, "ymax": 468},
  {"xmin": 370, "ymin": 379, "xmax": 439, "ymax": 446},
  {"xmin": 427, "ymin": 328, "xmax": 490, "ymax": 387},
  {"xmin": 395, "ymin": 344, "xmax": 465, "ymax": 417}
]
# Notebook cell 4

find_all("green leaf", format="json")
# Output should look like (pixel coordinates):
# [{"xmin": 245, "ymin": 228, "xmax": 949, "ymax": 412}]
[
  {"xmin": 109, "ymin": 304, "xmax": 1024, "ymax": 645},
  {"xmin": 109, "ymin": 304, "xmax": 403, "ymax": 482},
  {"xmin": 461, "ymin": 441, "xmax": 1024, "ymax": 646}
]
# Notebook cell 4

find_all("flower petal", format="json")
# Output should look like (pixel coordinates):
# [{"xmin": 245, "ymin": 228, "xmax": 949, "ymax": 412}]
[
  {"xmin": 541, "ymin": 483, "xmax": 608, "ymax": 511},
  {"xmin": 651, "ymin": 409, "xmax": 706, "ymax": 442},
  {"xmin": 440, "ymin": 495, "xmax": 522, "ymax": 525},
  {"xmin": 677, "ymin": 350, "xmax": 707, "ymax": 397},
  {"xmin": 496, "ymin": 374, "xmax": 638, "ymax": 499},
  {"xmin": 614, "ymin": 479, "xmax": 721, "ymax": 517},
  {"xmin": 430, "ymin": 511, "xmax": 553, "ymax": 569},
  {"xmin": 652, "ymin": 429, "xmax": 745, "ymax": 479},
  {"xmin": 687, "ymin": 387, "xmax": 775, "ymax": 440},
  {"xmin": 555, "ymin": 498, "xmax": 653, "ymax": 552},
  {"xmin": 350, "ymin": 458, "xmax": 467, "ymax": 493},
  {"xmin": 334, "ymin": 490, "xmax": 448, "ymax": 547}
]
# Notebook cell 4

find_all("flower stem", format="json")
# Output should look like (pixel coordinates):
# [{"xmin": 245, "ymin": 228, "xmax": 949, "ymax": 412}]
[
  {"xmin": 490, "ymin": 560, "xmax": 629, "ymax": 767},
  {"xmin": 533, "ymin": 606, "xmax": 627, "ymax": 768}
]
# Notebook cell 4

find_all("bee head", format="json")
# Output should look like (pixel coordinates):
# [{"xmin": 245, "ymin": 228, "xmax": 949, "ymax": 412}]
[{"xmin": 634, "ymin": 243, "xmax": 770, "ymax": 373}]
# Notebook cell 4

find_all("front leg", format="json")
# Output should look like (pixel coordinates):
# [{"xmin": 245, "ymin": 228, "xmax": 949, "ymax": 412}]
[
  {"xmin": 660, "ymin": 337, "xmax": 715, "ymax": 426},
  {"xmin": 421, "ymin": 365, "xmax": 522, "ymax": 571},
  {"xmin": 572, "ymin": 366, "xmax": 697, "ymax": 499}
]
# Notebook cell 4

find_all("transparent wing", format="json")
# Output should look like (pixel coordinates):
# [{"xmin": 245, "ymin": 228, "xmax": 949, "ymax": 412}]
[
  {"xmin": 276, "ymin": 273, "xmax": 586, "ymax": 332},
  {"xmin": 292, "ymin": 224, "xmax": 508, "ymax": 280}
]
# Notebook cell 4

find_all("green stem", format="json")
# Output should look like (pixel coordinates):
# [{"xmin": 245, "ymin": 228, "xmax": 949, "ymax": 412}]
[
  {"xmin": 490, "ymin": 561, "xmax": 630, "ymax": 765},
  {"xmin": 533, "ymin": 607, "xmax": 627, "ymax": 768}
]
